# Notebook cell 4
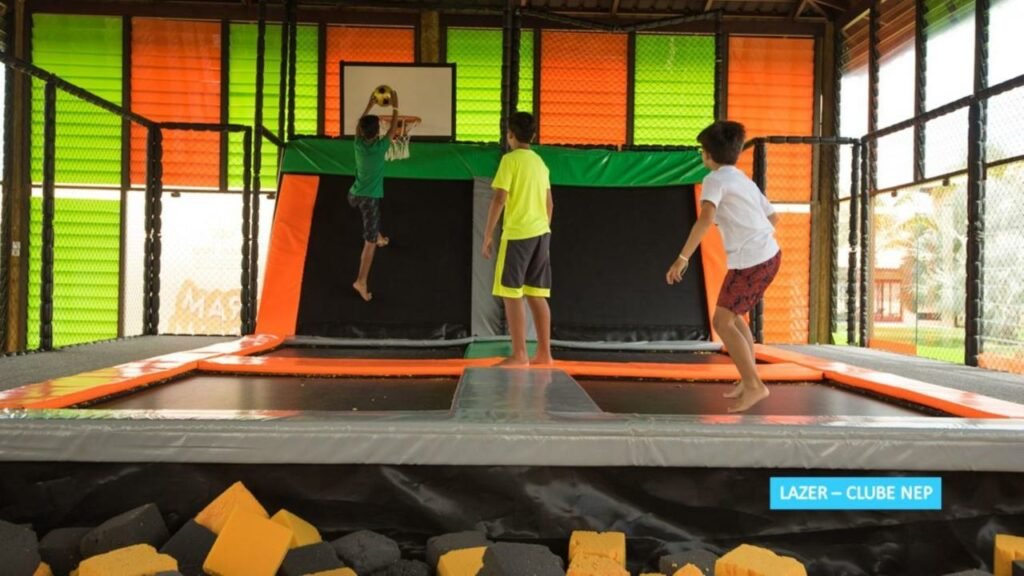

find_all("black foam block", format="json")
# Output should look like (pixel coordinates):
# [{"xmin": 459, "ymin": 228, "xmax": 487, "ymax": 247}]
[
  {"xmin": 478, "ymin": 542, "xmax": 563, "ymax": 576},
  {"xmin": 80, "ymin": 503, "xmax": 169, "ymax": 559},
  {"xmin": 279, "ymin": 542, "xmax": 344, "ymax": 576},
  {"xmin": 331, "ymin": 530, "xmax": 401, "ymax": 574},
  {"xmin": 1015, "ymin": 561, "xmax": 1024, "ymax": 576},
  {"xmin": 426, "ymin": 531, "xmax": 490, "ymax": 569},
  {"xmin": 659, "ymin": 549, "xmax": 720, "ymax": 575},
  {"xmin": 0, "ymin": 520, "xmax": 40, "ymax": 576},
  {"xmin": 39, "ymin": 527, "xmax": 90, "ymax": 576},
  {"xmin": 370, "ymin": 559, "xmax": 432, "ymax": 576},
  {"xmin": 941, "ymin": 571, "xmax": 992, "ymax": 576},
  {"xmin": 159, "ymin": 520, "xmax": 216, "ymax": 576}
]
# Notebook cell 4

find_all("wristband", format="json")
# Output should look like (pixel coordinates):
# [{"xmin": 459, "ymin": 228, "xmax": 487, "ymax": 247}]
[{"xmin": 677, "ymin": 254, "xmax": 689, "ymax": 262}]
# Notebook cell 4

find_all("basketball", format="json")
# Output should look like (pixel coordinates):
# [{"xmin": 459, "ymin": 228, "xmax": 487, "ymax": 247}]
[{"xmin": 372, "ymin": 84, "xmax": 394, "ymax": 106}]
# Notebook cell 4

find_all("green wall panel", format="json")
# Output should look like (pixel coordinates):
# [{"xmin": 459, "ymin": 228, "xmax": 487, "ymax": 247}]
[
  {"xmin": 31, "ymin": 14, "xmax": 123, "ymax": 186},
  {"xmin": 229, "ymin": 23, "xmax": 319, "ymax": 189},
  {"xmin": 446, "ymin": 28, "xmax": 534, "ymax": 142},
  {"xmin": 27, "ymin": 196, "xmax": 121, "ymax": 349},
  {"xmin": 633, "ymin": 34, "xmax": 715, "ymax": 146}
]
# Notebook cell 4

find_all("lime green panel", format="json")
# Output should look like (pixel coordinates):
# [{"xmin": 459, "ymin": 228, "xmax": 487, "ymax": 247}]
[
  {"xmin": 282, "ymin": 140, "xmax": 707, "ymax": 187},
  {"xmin": 229, "ymin": 23, "xmax": 319, "ymax": 189},
  {"xmin": 924, "ymin": 0, "xmax": 974, "ymax": 31},
  {"xmin": 634, "ymin": 34, "xmax": 716, "ymax": 146},
  {"xmin": 31, "ymin": 14, "xmax": 123, "ymax": 186},
  {"xmin": 447, "ymin": 28, "xmax": 535, "ymax": 142},
  {"xmin": 28, "ymin": 196, "xmax": 121, "ymax": 349}
]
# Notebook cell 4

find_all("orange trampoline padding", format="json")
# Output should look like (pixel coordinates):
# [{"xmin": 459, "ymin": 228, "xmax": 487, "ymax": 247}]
[
  {"xmin": 325, "ymin": 26, "xmax": 415, "ymax": 136},
  {"xmin": 695, "ymin": 185, "xmax": 727, "ymax": 342},
  {"xmin": 130, "ymin": 19, "xmax": 222, "ymax": 187},
  {"xmin": 540, "ymin": 31, "xmax": 628, "ymax": 145},
  {"xmin": 755, "ymin": 345, "xmax": 1024, "ymax": 418},
  {"xmin": 255, "ymin": 175, "xmax": 321, "ymax": 336}
]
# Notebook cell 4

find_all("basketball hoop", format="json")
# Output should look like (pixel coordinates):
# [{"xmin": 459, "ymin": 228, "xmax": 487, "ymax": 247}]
[{"xmin": 378, "ymin": 114, "xmax": 421, "ymax": 161}]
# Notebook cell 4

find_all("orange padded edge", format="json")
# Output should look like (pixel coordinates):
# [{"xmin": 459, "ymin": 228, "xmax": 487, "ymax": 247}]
[
  {"xmin": 255, "ymin": 175, "xmax": 321, "ymax": 336},
  {"xmin": 557, "ymin": 361, "xmax": 821, "ymax": 382},
  {"xmin": 0, "ymin": 335, "xmax": 282, "ymax": 410},
  {"xmin": 755, "ymin": 345, "xmax": 1024, "ymax": 418}
]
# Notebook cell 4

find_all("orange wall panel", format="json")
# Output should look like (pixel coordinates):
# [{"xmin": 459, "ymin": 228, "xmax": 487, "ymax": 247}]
[
  {"xmin": 763, "ymin": 212, "xmax": 811, "ymax": 344},
  {"xmin": 130, "ymin": 19, "xmax": 222, "ymax": 188},
  {"xmin": 325, "ymin": 26, "xmax": 415, "ymax": 136},
  {"xmin": 539, "ymin": 31, "xmax": 628, "ymax": 146}
]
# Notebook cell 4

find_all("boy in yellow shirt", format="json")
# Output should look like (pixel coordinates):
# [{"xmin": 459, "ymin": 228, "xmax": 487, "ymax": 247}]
[{"xmin": 483, "ymin": 112, "xmax": 554, "ymax": 366}]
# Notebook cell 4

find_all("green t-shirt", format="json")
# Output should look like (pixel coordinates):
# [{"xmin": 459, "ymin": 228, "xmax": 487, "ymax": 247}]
[
  {"xmin": 492, "ymin": 148, "xmax": 551, "ymax": 240},
  {"xmin": 349, "ymin": 137, "xmax": 391, "ymax": 198}
]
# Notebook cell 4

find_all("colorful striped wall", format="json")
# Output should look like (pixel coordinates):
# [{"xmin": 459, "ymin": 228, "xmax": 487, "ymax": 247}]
[{"xmin": 633, "ymin": 34, "xmax": 716, "ymax": 146}]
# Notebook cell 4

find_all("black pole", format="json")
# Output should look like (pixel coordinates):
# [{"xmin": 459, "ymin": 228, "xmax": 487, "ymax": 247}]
[
  {"xmin": 39, "ymin": 81, "xmax": 57, "ymax": 351},
  {"xmin": 847, "ymin": 142, "xmax": 860, "ymax": 345},
  {"xmin": 859, "ymin": 138, "xmax": 870, "ymax": 348},
  {"xmin": 0, "ymin": 58, "xmax": 14, "ymax": 350},
  {"xmin": 751, "ymin": 139, "xmax": 767, "ymax": 344},
  {"xmin": 143, "ymin": 126, "xmax": 164, "ymax": 336},
  {"xmin": 499, "ymin": 2, "xmax": 515, "ymax": 149},
  {"xmin": 965, "ymin": 0, "xmax": 989, "ymax": 366},
  {"xmin": 277, "ymin": 0, "xmax": 289, "ymax": 143},
  {"xmin": 913, "ymin": 0, "xmax": 926, "ymax": 182},
  {"xmin": 240, "ymin": 128, "xmax": 253, "ymax": 334},
  {"xmin": 252, "ymin": 0, "xmax": 267, "ymax": 321},
  {"xmin": 830, "ymin": 27, "xmax": 844, "ymax": 342},
  {"xmin": 714, "ymin": 12, "xmax": 727, "ymax": 120},
  {"xmin": 287, "ymin": 0, "xmax": 298, "ymax": 140},
  {"xmin": 861, "ymin": 1, "xmax": 879, "ymax": 349}
]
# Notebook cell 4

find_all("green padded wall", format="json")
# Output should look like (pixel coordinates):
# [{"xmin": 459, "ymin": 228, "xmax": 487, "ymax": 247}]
[
  {"xmin": 446, "ymin": 28, "xmax": 534, "ymax": 142},
  {"xmin": 633, "ymin": 34, "xmax": 715, "ymax": 146},
  {"xmin": 27, "ymin": 196, "xmax": 121, "ymax": 349},
  {"xmin": 229, "ymin": 23, "xmax": 319, "ymax": 189},
  {"xmin": 31, "ymin": 14, "xmax": 123, "ymax": 185}
]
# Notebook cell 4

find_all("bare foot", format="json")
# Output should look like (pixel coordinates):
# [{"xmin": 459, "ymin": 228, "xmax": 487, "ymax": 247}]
[
  {"xmin": 352, "ymin": 281, "xmax": 372, "ymax": 302},
  {"xmin": 530, "ymin": 354, "xmax": 555, "ymax": 366},
  {"xmin": 497, "ymin": 356, "xmax": 530, "ymax": 367},
  {"xmin": 728, "ymin": 383, "xmax": 770, "ymax": 413},
  {"xmin": 723, "ymin": 381, "xmax": 744, "ymax": 399},
  {"xmin": 376, "ymin": 234, "xmax": 390, "ymax": 248}
]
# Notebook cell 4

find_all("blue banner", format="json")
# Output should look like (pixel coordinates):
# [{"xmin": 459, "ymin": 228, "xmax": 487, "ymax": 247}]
[{"xmin": 770, "ymin": 477, "xmax": 942, "ymax": 510}]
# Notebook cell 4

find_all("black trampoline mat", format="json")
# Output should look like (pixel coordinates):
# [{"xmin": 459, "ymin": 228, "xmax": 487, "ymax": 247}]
[
  {"xmin": 551, "ymin": 349, "xmax": 761, "ymax": 364},
  {"xmin": 83, "ymin": 375, "xmax": 458, "ymax": 412},
  {"xmin": 264, "ymin": 346, "xmax": 467, "ymax": 359},
  {"xmin": 577, "ymin": 379, "xmax": 932, "ymax": 417}
]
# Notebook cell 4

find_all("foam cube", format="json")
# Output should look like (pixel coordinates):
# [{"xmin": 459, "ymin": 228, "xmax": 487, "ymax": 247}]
[
  {"xmin": 437, "ymin": 546, "xmax": 487, "ymax": 576},
  {"xmin": 673, "ymin": 567, "xmax": 704, "ymax": 576},
  {"xmin": 279, "ymin": 542, "xmax": 344, "ymax": 576},
  {"xmin": 370, "ymin": 559, "xmax": 432, "ymax": 576},
  {"xmin": 308, "ymin": 570, "xmax": 358, "ymax": 576},
  {"xmin": 996, "ymin": 535, "xmax": 1024, "ymax": 576},
  {"xmin": 478, "ymin": 542, "xmax": 564, "ymax": 576},
  {"xmin": 271, "ymin": 510, "xmax": 322, "ymax": 549},
  {"xmin": 195, "ymin": 482, "xmax": 269, "ymax": 535},
  {"xmin": 159, "ymin": 520, "xmax": 216, "ymax": 576},
  {"xmin": 76, "ymin": 544, "xmax": 177, "ymax": 576},
  {"xmin": 40, "ymin": 527, "xmax": 90, "ymax": 576},
  {"xmin": 34, "ymin": 563, "xmax": 53, "ymax": 576},
  {"xmin": 202, "ymin": 509, "xmax": 292, "ymax": 576},
  {"xmin": 426, "ymin": 531, "xmax": 491, "ymax": 568},
  {"xmin": 942, "ymin": 571, "xmax": 993, "ymax": 575},
  {"xmin": 659, "ymin": 550, "xmax": 718, "ymax": 575},
  {"xmin": 714, "ymin": 544, "xmax": 806, "ymax": 576},
  {"xmin": 331, "ymin": 529, "xmax": 401, "ymax": 574},
  {"xmin": 0, "ymin": 520, "xmax": 41, "ymax": 576},
  {"xmin": 1016, "ymin": 561, "xmax": 1024, "ymax": 576},
  {"xmin": 568, "ymin": 531, "xmax": 627, "ymax": 567},
  {"xmin": 80, "ymin": 503, "xmax": 169, "ymax": 559},
  {"xmin": 566, "ymin": 554, "xmax": 630, "ymax": 576}
]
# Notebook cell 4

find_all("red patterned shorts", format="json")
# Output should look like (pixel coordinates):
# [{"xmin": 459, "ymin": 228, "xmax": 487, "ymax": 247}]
[{"xmin": 716, "ymin": 251, "xmax": 782, "ymax": 315}]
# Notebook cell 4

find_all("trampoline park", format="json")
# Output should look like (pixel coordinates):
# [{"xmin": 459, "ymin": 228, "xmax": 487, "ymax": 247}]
[{"xmin": 1, "ymin": 0, "xmax": 1024, "ymax": 575}]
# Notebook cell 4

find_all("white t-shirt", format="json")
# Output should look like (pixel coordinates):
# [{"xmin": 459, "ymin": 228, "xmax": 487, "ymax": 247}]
[{"xmin": 700, "ymin": 165, "xmax": 779, "ymax": 269}]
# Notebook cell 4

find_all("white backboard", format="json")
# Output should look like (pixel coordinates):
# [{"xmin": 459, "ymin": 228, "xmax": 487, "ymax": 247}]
[{"xmin": 340, "ymin": 63, "xmax": 455, "ymax": 139}]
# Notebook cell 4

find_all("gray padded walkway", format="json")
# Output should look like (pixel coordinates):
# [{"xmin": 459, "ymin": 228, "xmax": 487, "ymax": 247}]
[
  {"xmin": 0, "ymin": 336, "xmax": 235, "ymax": 391},
  {"xmin": 783, "ymin": 344, "xmax": 1024, "ymax": 404}
]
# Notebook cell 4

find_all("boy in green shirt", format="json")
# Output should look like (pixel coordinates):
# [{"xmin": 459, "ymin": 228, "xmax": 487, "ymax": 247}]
[
  {"xmin": 483, "ymin": 112, "xmax": 554, "ymax": 366},
  {"xmin": 349, "ymin": 90, "xmax": 400, "ymax": 302}
]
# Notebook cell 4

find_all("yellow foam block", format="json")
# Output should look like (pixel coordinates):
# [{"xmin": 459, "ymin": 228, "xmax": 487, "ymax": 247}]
[
  {"xmin": 203, "ymin": 509, "xmax": 293, "ymax": 576},
  {"xmin": 33, "ymin": 563, "xmax": 53, "ymax": 576},
  {"xmin": 270, "ymin": 509, "xmax": 322, "ymax": 549},
  {"xmin": 77, "ymin": 544, "xmax": 178, "ymax": 576},
  {"xmin": 639, "ymin": 573, "xmax": 666, "ymax": 576},
  {"xmin": 566, "ymin": 554, "xmax": 630, "ymax": 576},
  {"xmin": 996, "ymin": 534, "xmax": 1024, "ymax": 576},
  {"xmin": 437, "ymin": 546, "xmax": 487, "ymax": 576},
  {"xmin": 196, "ymin": 481, "xmax": 269, "ymax": 535},
  {"xmin": 715, "ymin": 544, "xmax": 805, "ymax": 576},
  {"xmin": 308, "ymin": 570, "xmax": 358, "ymax": 576},
  {"xmin": 672, "ymin": 565, "xmax": 704, "ymax": 576},
  {"xmin": 568, "ymin": 531, "xmax": 627, "ymax": 567}
]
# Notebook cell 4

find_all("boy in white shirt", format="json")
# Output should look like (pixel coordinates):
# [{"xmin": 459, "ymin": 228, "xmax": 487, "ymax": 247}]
[{"xmin": 666, "ymin": 121, "xmax": 781, "ymax": 413}]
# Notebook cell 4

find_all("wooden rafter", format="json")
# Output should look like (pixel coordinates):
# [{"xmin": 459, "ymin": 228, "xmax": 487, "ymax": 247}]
[
  {"xmin": 705, "ymin": 0, "xmax": 714, "ymax": 11},
  {"xmin": 611, "ymin": 0, "xmax": 621, "ymax": 15}
]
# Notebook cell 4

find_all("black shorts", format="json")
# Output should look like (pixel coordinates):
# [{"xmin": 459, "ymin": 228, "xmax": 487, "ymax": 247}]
[
  {"xmin": 493, "ymin": 233, "xmax": 552, "ymax": 299},
  {"xmin": 348, "ymin": 193, "xmax": 381, "ymax": 243}
]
